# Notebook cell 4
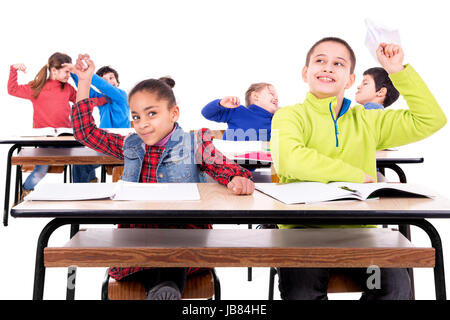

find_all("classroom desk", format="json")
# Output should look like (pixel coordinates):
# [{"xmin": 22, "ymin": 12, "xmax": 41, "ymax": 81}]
[
  {"xmin": 376, "ymin": 150, "xmax": 424, "ymax": 183},
  {"xmin": 0, "ymin": 136, "xmax": 82, "ymax": 226},
  {"xmin": 11, "ymin": 183, "xmax": 450, "ymax": 300},
  {"xmin": 0, "ymin": 137, "xmax": 125, "ymax": 226}
]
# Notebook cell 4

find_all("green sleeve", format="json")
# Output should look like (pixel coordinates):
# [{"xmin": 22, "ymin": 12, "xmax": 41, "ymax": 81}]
[
  {"xmin": 271, "ymin": 108, "xmax": 366, "ymax": 183},
  {"xmin": 369, "ymin": 64, "xmax": 447, "ymax": 149}
]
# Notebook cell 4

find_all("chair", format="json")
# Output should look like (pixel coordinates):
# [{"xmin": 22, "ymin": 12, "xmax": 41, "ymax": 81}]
[
  {"xmin": 102, "ymin": 269, "xmax": 221, "ymax": 300},
  {"xmin": 105, "ymin": 165, "xmax": 221, "ymax": 300},
  {"xmin": 268, "ymin": 268, "xmax": 362, "ymax": 300}
]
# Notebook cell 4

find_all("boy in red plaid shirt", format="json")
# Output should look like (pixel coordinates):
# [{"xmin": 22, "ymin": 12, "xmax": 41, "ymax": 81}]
[{"xmin": 72, "ymin": 54, "xmax": 254, "ymax": 300}]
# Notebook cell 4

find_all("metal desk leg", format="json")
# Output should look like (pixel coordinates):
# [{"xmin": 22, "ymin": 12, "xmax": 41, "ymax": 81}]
[
  {"xmin": 33, "ymin": 219, "xmax": 69, "ymax": 300},
  {"xmin": 412, "ymin": 219, "xmax": 446, "ymax": 300},
  {"xmin": 66, "ymin": 224, "xmax": 80, "ymax": 300},
  {"xmin": 248, "ymin": 223, "xmax": 252, "ymax": 281},
  {"xmin": 3, "ymin": 144, "xmax": 20, "ymax": 227}
]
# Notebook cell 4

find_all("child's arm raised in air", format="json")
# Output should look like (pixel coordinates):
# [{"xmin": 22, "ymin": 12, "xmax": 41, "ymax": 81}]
[
  {"xmin": 7, "ymin": 63, "xmax": 34, "ymax": 99},
  {"xmin": 368, "ymin": 43, "xmax": 447, "ymax": 149},
  {"xmin": 71, "ymin": 54, "xmax": 124, "ymax": 159},
  {"xmin": 201, "ymin": 97, "xmax": 241, "ymax": 123}
]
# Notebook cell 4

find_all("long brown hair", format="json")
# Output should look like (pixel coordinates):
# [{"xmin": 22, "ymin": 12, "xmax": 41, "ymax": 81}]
[
  {"xmin": 28, "ymin": 52, "xmax": 72, "ymax": 98},
  {"xmin": 245, "ymin": 82, "xmax": 272, "ymax": 107}
]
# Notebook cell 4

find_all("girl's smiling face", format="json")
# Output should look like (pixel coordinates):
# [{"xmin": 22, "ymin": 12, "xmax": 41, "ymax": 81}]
[{"xmin": 130, "ymin": 90, "xmax": 179, "ymax": 146}]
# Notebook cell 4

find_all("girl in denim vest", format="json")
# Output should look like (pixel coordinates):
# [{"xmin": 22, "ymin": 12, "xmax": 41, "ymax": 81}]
[{"xmin": 71, "ymin": 54, "xmax": 254, "ymax": 300}]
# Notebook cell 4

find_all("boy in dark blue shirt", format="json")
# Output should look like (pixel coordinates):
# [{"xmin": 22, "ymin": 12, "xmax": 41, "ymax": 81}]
[{"xmin": 202, "ymin": 83, "xmax": 279, "ymax": 141}]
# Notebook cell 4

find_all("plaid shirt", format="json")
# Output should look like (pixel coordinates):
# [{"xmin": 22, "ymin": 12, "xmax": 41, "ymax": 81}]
[{"xmin": 73, "ymin": 98, "xmax": 252, "ymax": 280}]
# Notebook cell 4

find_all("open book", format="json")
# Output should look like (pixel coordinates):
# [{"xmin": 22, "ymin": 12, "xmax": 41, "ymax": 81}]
[
  {"xmin": 255, "ymin": 182, "xmax": 435, "ymax": 205},
  {"xmin": 20, "ymin": 127, "xmax": 74, "ymax": 137},
  {"xmin": 24, "ymin": 181, "xmax": 201, "ymax": 201}
]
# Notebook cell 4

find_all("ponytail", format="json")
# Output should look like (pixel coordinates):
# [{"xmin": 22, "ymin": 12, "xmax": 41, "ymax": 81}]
[
  {"xmin": 28, "ymin": 52, "xmax": 72, "ymax": 99},
  {"xmin": 28, "ymin": 65, "xmax": 49, "ymax": 99}
]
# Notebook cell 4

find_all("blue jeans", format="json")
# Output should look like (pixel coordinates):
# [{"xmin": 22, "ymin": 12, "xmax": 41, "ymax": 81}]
[
  {"xmin": 72, "ymin": 165, "xmax": 99, "ymax": 183},
  {"xmin": 23, "ymin": 165, "xmax": 49, "ymax": 190}
]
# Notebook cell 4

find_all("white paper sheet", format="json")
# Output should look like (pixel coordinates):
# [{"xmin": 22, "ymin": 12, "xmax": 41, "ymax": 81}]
[
  {"xmin": 364, "ymin": 18, "xmax": 401, "ymax": 62},
  {"xmin": 25, "ymin": 183, "xmax": 118, "ymax": 201},
  {"xmin": 24, "ymin": 181, "xmax": 201, "ymax": 201}
]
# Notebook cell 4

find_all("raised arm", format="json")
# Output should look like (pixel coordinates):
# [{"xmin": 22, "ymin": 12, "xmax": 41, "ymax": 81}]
[
  {"xmin": 71, "ymin": 54, "xmax": 124, "ymax": 159},
  {"xmin": 7, "ymin": 64, "xmax": 33, "ymax": 99},
  {"xmin": 71, "ymin": 73, "xmax": 104, "ymax": 99},
  {"xmin": 201, "ymin": 98, "xmax": 240, "ymax": 123},
  {"xmin": 368, "ymin": 44, "xmax": 447, "ymax": 149}
]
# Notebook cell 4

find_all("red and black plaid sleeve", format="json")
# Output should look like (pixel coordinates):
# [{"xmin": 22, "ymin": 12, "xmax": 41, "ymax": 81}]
[
  {"xmin": 195, "ymin": 128, "xmax": 252, "ymax": 185},
  {"xmin": 72, "ymin": 98, "xmax": 124, "ymax": 159}
]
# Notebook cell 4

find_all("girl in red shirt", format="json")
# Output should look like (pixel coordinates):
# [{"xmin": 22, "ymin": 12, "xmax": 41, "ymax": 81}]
[{"xmin": 8, "ymin": 52, "xmax": 106, "ymax": 195}]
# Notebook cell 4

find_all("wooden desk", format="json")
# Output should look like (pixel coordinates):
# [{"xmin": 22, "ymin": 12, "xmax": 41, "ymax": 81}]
[
  {"xmin": 11, "ymin": 183, "xmax": 450, "ymax": 300},
  {"xmin": 376, "ymin": 150, "xmax": 424, "ymax": 183},
  {"xmin": 0, "ymin": 136, "xmax": 83, "ymax": 226},
  {"xmin": 11, "ymin": 147, "xmax": 122, "ymax": 166}
]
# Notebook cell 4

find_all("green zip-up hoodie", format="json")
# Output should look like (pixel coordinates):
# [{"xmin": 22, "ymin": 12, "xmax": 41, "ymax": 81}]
[{"xmin": 271, "ymin": 65, "xmax": 447, "ymax": 229}]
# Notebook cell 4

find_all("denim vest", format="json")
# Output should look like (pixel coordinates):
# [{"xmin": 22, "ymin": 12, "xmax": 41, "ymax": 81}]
[{"xmin": 121, "ymin": 125, "xmax": 207, "ymax": 183}]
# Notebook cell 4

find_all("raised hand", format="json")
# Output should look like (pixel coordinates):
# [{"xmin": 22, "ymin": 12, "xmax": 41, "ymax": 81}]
[
  {"xmin": 227, "ymin": 176, "xmax": 255, "ymax": 195},
  {"xmin": 220, "ymin": 96, "xmax": 241, "ymax": 108},
  {"xmin": 376, "ymin": 43, "xmax": 405, "ymax": 74},
  {"xmin": 12, "ymin": 63, "xmax": 27, "ymax": 73},
  {"xmin": 73, "ymin": 54, "xmax": 96, "ymax": 81}
]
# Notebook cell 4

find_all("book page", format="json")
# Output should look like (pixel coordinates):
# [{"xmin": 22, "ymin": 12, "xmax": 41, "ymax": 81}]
[
  {"xmin": 329, "ymin": 182, "xmax": 435, "ymax": 200},
  {"xmin": 55, "ymin": 128, "xmax": 74, "ymax": 136},
  {"xmin": 255, "ymin": 182, "xmax": 358, "ymax": 204},
  {"xmin": 19, "ymin": 127, "xmax": 57, "ymax": 137},
  {"xmin": 112, "ymin": 181, "xmax": 201, "ymax": 201},
  {"xmin": 25, "ymin": 183, "xmax": 117, "ymax": 201}
]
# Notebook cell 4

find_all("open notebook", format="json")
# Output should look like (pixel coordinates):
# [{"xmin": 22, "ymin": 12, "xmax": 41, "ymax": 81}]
[
  {"xmin": 24, "ymin": 181, "xmax": 201, "ymax": 201},
  {"xmin": 255, "ymin": 182, "xmax": 435, "ymax": 205}
]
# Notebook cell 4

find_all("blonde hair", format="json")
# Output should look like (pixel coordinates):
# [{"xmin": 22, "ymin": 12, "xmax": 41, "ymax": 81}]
[
  {"xmin": 28, "ymin": 52, "xmax": 72, "ymax": 99},
  {"xmin": 244, "ymin": 82, "xmax": 272, "ymax": 107}
]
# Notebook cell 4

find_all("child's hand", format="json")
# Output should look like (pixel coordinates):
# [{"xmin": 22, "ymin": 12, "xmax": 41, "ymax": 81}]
[
  {"xmin": 73, "ymin": 54, "xmax": 95, "ymax": 81},
  {"xmin": 227, "ymin": 176, "xmax": 254, "ymax": 195},
  {"xmin": 220, "ymin": 96, "xmax": 241, "ymax": 108},
  {"xmin": 376, "ymin": 43, "xmax": 405, "ymax": 74},
  {"xmin": 61, "ymin": 63, "xmax": 76, "ymax": 74},
  {"xmin": 363, "ymin": 173, "xmax": 376, "ymax": 183},
  {"xmin": 12, "ymin": 63, "xmax": 27, "ymax": 73}
]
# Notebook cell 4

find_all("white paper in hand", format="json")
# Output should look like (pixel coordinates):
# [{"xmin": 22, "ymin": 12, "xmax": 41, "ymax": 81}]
[{"xmin": 364, "ymin": 18, "xmax": 401, "ymax": 62}]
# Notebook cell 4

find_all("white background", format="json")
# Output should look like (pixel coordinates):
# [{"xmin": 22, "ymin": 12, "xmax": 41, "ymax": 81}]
[{"xmin": 0, "ymin": 0, "xmax": 449, "ymax": 300}]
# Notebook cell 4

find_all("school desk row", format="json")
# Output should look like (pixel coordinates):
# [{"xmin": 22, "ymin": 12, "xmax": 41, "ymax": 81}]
[{"xmin": 0, "ymin": 135, "xmax": 424, "ymax": 227}]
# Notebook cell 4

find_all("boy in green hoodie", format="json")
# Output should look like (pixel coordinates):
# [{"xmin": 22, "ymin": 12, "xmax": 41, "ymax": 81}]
[{"xmin": 271, "ymin": 37, "xmax": 446, "ymax": 300}]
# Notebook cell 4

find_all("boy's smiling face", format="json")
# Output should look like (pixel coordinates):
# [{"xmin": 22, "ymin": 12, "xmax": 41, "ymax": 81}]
[{"xmin": 302, "ymin": 41, "xmax": 355, "ymax": 100}]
